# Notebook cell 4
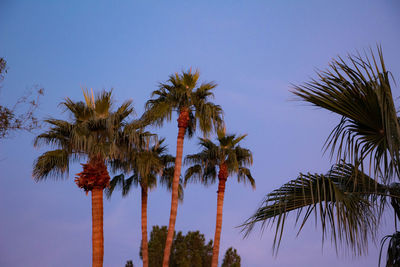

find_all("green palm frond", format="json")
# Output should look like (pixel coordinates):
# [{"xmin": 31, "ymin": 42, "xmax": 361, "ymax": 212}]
[
  {"xmin": 143, "ymin": 98, "xmax": 174, "ymax": 127},
  {"xmin": 243, "ymin": 163, "xmax": 391, "ymax": 255},
  {"xmin": 106, "ymin": 173, "xmax": 139, "ymax": 198},
  {"xmin": 33, "ymin": 149, "xmax": 70, "ymax": 180},
  {"xmin": 293, "ymin": 47, "xmax": 400, "ymax": 181},
  {"xmin": 379, "ymin": 231, "xmax": 400, "ymax": 267},
  {"xmin": 237, "ymin": 167, "xmax": 255, "ymax": 188},
  {"xmin": 33, "ymin": 120, "xmax": 73, "ymax": 149},
  {"xmin": 105, "ymin": 174, "xmax": 125, "ymax": 198},
  {"xmin": 61, "ymin": 99, "xmax": 92, "ymax": 122},
  {"xmin": 159, "ymin": 172, "xmax": 185, "ymax": 202}
]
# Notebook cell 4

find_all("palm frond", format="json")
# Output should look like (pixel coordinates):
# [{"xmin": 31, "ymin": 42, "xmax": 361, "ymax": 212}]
[
  {"xmin": 184, "ymin": 165, "xmax": 203, "ymax": 185},
  {"xmin": 160, "ymin": 172, "xmax": 184, "ymax": 202},
  {"xmin": 242, "ymin": 163, "xmax": 390, "ymax": 255},
  {"xmin": 32, "ymin": 149, "xmax": 69, "ymax": 180},
  {"xmin": 292, "ymin": 47, "xmax": 400, "ymax": 181},
  {"xmin": 237, "ymin": 167, "xmax": 255, "ymax": 189},
  {"xmin": 379, "ymin": 231, "xmax": 400, "ymax": 267},
  {"xmin": 105, "ymin": 174, "xmax": 126, "ymax": 199}
]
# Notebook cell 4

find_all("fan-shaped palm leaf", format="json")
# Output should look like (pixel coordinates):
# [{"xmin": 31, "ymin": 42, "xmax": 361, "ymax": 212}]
[
  {"xmin": 379, "ymin": 231, "xmax": 400, "ymax": 267},
  {"xmin": 243, "ymin": 163, "xmax": 393, "ymax": 255},
  {"xmin": 292, "ymin": 47, "xmax": 400, "ymax": 182}
]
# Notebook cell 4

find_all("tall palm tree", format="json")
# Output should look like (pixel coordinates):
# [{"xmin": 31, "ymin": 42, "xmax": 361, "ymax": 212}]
[
  {"xmin": 143, "ymin": 69, "xmax": 224, "ymax": 266},
  {"xmin": 106, "ymin": 138, "xmax": 183, "ymax": 267},
  {"xmin": 185, "ymin": 130, "xmax": 255, "ymax": 267},
  {"xmin": 33, "ymin": 90, "xmax": 137, "ymax": 267},
  {"xmin": 243, "ymin": 48, "xmax": 400, "ymax": 264}
]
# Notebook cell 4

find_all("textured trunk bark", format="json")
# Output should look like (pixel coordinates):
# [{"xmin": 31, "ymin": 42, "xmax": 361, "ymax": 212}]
[
  {"xmin": 211, "ymin": 164, "xmax": 228, "ymax": 267},
  {"xmin": 92, "ymin": 187, "xmax": 104, "ymax": 267},
  {"xmin": 141, "ymin": 184, "xmax": 149, "ymax": 267},
  {"xmin": 162, "ymin": 109, "xmax": 188, "ymax": 267}
]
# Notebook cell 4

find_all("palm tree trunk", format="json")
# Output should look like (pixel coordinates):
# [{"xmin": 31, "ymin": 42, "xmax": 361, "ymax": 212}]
[
  {"xmin": 141, "ymin": 184, "xmax": 149, "ymax": 267},
  {"xmin": 162, "ymin": 109, "xmax": 188, "ymax": 267},
  {"xmin": 211, "ymin": 164, "xmax": 228, "ymax": 267},
  {"xmin": 92, "ymin": 187, "xmax": 104, "ymax": 267}
]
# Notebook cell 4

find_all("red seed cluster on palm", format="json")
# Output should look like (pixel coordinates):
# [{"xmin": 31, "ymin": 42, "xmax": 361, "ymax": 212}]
[
  {"xmin": 177, "ymin": 108, "xmax": 190, "ymax": 128},
  {"xmin": 75, "ymin": 159, "xmax": 110, "ymax": 193}
]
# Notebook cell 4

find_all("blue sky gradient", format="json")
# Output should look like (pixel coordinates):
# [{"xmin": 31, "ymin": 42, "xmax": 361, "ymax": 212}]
[{"xmin": 1, "ymin": 1, "xmax": 400, "ymax": 266}]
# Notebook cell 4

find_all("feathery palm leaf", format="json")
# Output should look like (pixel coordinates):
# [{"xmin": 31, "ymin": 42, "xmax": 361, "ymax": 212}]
[
  {"xmin": 292, "ymin": 47, "xmax": 400, "ymax": 182},
  {"xmin": 379, "ymin": 231, "xmax": 400, "ymax": 267},
  {"xmin": 243, "ymin": 163, "xmax": 393, "ymax": 255}
]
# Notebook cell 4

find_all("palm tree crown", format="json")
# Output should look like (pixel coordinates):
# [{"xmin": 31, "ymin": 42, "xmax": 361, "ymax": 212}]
[
  {"xmin": 143, "ymin": 68, "xmax": 223, "ymax": 136},
  {"xmin": 33, "ymin": 89, "xmax": 136, "ymax": 183},
  {"xmin": 184, "ymin": 130, "xmax": 255, "ymax": 188}
]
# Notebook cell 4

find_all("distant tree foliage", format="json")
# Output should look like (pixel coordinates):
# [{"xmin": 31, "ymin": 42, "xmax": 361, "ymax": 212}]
[
  {"xmin": 142, "ymin": 225, "xmax": 213, "ymax": 267},
  {"xmin": 170, "ymin": 231, "xmax": 213, "ymax": 267},
  {"xmin": 0, "ymin": 58, "xmax": 6, "ymax": 81},
  {"xmin": 0, "ymin": 58, "xmax": 44, "ymax": 139},
  {"xmin": 221, "ymin": 247, "xmax": 241, "ymax": 267},
  {"xmin": 125, "ymin": 260, "xmax": 134, "ymax": 267},
  {"xmin": 141, "ymin": 225, "xmax": 241, "ymax": 267}
]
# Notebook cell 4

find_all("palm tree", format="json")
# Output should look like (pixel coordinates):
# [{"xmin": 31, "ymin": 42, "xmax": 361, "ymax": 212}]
[
  {"xmin": 243, "ymin": 48, "xmax": 400, "ymax": 264},
  {"xmin": 143, "ymin": 68, "xmax": 224, "ymax": 266},
  {"xmin": 185, "ymin": 130, "xmax": 255, "ymax": 267},
  {"xmin": 33, "ymin": 90, "xmax": 137, "ymax": 267},
  {"xmin": 106, "ymin": 138, "xmax": 183, "ymax": 267}
]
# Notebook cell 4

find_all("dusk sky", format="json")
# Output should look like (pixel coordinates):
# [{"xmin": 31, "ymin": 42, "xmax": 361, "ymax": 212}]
[{"xmin": 1, "ymin": 1, "xmax": 400, "ymax": 266}]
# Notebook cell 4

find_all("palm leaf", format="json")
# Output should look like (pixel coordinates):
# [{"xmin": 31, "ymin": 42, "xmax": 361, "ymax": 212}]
[
  {"xmin": 379, "ymin": 231, "xmax": 400, "ymax": 267},
  {"xmin": 33, "ymin": 149, "xmax": 70, "ymax": 180},
  {"xmin": 292, "ymin": 47, "xmax": 400, "ymax": 182},
  {"xmin": 242, "ymin": 163, "xmax": 390, "ymax": 255}
]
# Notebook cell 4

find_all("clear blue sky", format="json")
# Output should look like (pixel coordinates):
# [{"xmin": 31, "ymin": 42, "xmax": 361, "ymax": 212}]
[{"xmin": 1, "ymin": 1, "xmax": 400, "ymax": 266}]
